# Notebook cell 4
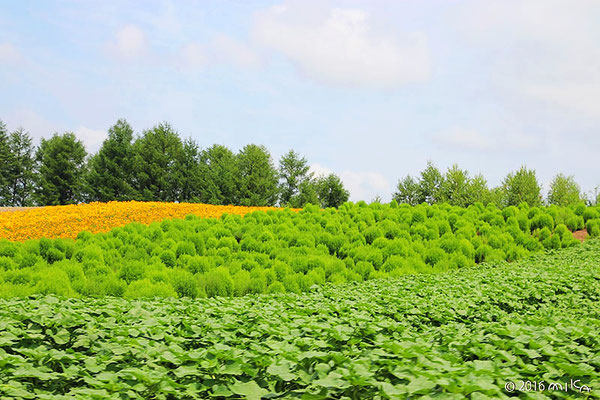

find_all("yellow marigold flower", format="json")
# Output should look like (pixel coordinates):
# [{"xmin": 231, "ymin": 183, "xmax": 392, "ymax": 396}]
[{"xmin": 0, "ymin": 201, "xmax": 296, "ymax": 242}]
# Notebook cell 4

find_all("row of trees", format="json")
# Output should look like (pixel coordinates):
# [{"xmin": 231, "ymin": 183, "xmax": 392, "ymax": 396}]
[
  {"xmin": 0, "ymin": 119, "xmax": 350, "ymax": 208},
  {"xmin": 393, "ymin": 161, "xmax": 598, "ymax": 208},
  {"xmin": 2, "ymin": 118, "xmax": 597, "ymax": 209}
]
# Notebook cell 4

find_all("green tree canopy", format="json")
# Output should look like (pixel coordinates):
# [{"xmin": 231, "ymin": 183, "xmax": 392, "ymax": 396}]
[
  {"xmin": 278, "ymin": 150, "xmax": 317, "ymax": 208},
  {"xmin": 178, "ymin": 138, "xmax": 203, "ymax": 202},
  {"xmin": 4, "ymin": 128, "xmax": 35, "ymax": 206},
  {"xmin": 467, "ymin": 174, "xmax": 492, "ymax": 206},
  {"xmin": 85, "ymin": 119, "xmax": 136, "ymax": 202},
  {"xmin": 418, "ymin": 161, "xmax": 444, "ymax": 205},
  {"xmin": 236, "ymin": 144, "xmax": 279, "ymax": 207},
  {"xmin": 393, "ymin": 175, "xmax": 420, "ymax": 206},
  {"xmin": 440, "ymin": 164, "xmax": 471, "ymax": 207},
  {"xmin": 132, "ymin": 122, "xmax": 184, "ymax": 202},
  {"xmin": 0, "ymin": 121, "xmax": 10, "ymax": 205},
  {"xmin": 502, "ymin": 166, "xmax": 542, "ymax": 207},
  {"xmin": 316, "ymin": 173, "xmax": 349, "ymax": 208},
  {"xmin": 199, "ymin": 144, "xmax": 238, "ymax": 205},
  {"xmin": 35, "ymin": 132, "xmax": 87, "ymax": 205},
  {"xmin": 547, "ymin": 173, "xmax": 581, "ymax": 206}
]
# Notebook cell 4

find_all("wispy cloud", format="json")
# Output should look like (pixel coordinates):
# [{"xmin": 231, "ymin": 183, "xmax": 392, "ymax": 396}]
[
  {"xmin": 253, "ymin": 2, "xmax": 431, "ymax": 87},
  {"xmin": 112, "ymin": 24, "xmax": 147, "ymax": 59}
]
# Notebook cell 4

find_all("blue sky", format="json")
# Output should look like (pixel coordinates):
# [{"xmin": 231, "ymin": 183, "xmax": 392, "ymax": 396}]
[{"xmin": 1, "ymin": 0, "xmax": 599, "ymax": 201}]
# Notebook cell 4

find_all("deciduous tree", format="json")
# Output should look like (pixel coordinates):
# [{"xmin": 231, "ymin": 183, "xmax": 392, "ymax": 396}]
[
  {"xmin": 316, "ymin": 173, "xmax": 349, "ymax": 208},
  {"xmin": 547, "ymin": 174, "xmax": 581, "ymax": 206},
  {"xmin": 501, "ymin": 166, "xmax": 542, "ymax": 207}
]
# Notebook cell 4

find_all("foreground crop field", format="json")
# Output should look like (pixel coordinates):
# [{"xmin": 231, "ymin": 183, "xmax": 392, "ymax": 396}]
[
  {"xmin": 0, "ymin": 201, "xmax": 286, "ymax": 242},
  {"xmin": 0, "ymin": 241, "xmax": 598, "ymax": 399},
  {"xmin": 0, "ymin": 201, "xmax": 599, "ymax": 298}
]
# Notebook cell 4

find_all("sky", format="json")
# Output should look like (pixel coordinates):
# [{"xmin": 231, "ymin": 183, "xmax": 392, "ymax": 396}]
[{"xmin": 1, "ymin": 0, "xmax": 599, "ymax": 202}]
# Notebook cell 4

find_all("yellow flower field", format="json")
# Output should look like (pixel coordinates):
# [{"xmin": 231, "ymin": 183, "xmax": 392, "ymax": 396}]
[{"xmin": 0, "ymin": 201, "xmax": 291, "ymax": 242}]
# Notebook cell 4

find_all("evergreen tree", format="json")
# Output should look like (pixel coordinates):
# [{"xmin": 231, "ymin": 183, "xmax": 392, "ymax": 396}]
[
  {"xmin": 4, "ymin": 128, "xmax": 35, "ymax": 206},
  {"xmin": 34, "ymin": 132, "xmax": 87, "ymax": 205},
  {"xmin": 316, "ymin": 173, "xmax": 349, "ymax": 208},
  {"xmin": 131, "ymin": 122, "xmax": 184, "ymax": 202},
  {"xmin": 236, "ymin": 144, "xmax": 279, "ymax": 206},
  {"xmin": 292, "ymin": 179, "xmax": 320, "ymax": 208},
  {"xmin": 278, "ymin": 150, "xmax": 313, "ymax": 207},
  {"xmin": 198, "ymin": 144, "xmax": 238, "ymax": 205},
  {"xmin": 178, "ymin": 138, "xmax": 203, "ymax": 202},
  {"xmin": 0, "ymin": 121, "xmax": 10, "ymax": 205},
  {"xmin": 85, "ymin": 119, "xmax": 136, "ymax": 202}
]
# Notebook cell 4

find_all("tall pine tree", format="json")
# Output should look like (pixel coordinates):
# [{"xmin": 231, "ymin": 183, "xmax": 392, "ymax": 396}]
[
  {"xmin": 86, "ymin": 119, "xmax": 136, "ymax": 201},
  {"xmin": 5, "ymin": 128, "xmax": 35, "ymax": 206},
  {"xmin": 35, "ymin": 132, "xmax": 87, "ymax": 205}
]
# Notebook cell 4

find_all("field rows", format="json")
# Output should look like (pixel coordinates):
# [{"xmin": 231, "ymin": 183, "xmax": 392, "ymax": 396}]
[
  {"xmin": 1, "ymin": 241, "xmax": 599, "ymax": 399},
  {"xmin": 1, "ymin": 202, "xmax": 599, "ymax": 298}
]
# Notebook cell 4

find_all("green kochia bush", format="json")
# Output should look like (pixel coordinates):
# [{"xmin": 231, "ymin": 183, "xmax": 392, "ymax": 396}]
[{"xmin": 0, "ymin": 202, "xmax": 597, "ymax": 299}]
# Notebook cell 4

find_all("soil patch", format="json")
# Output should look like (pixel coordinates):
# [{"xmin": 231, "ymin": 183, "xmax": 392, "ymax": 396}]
[{"xmin": 573, "ymin": 229, "xmax": 588, "ymax": 242}]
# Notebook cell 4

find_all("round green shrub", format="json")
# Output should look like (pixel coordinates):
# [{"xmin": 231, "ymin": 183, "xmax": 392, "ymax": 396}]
[
  {"xmin": 160, "ymin": 250, "xmax": 176, "ymax": 268},
  {"xmin": 586, "ymin": 219, "xmax": 600, "ymax": 238},
  {"xmin": 203, "ymin": 267, "xmax": 234, "ymax": 297},
  {"xmin": 175, "ymin": 241, "xmax": 196, "ymax": 258},
  {"xmin": 118, "ymin": 261, "xmax": 145, "ymax": 284},
  {"xmin": 171, "ymin": 269, "xmax": 200, "ymax": 298}
]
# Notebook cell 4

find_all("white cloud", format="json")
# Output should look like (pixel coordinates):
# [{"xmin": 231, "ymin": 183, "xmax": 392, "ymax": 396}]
[
  {"xmin": 525, "ymin": 83, "xmax": 600, "ymax": 119},
  {"xmin": 0, "ymin": 42, "xmax": 22, "ymax": 64},
  {"xmin": 2, "ymin": 109, "xmax": 61, "ymax": 143},
  {"xmin": 253, "ymin": 3, "xmax": 430, "ymax": 87},
  {"xmin": 75, "ymin": 126, "xmax": 107, "ymax": 153},
  {"xmin": 181, "ymin": 42, "xmax": 207, "ymax": 68},
  {"xmin": 439, "ymin": 128, "xmax": 537, "ymax": 152},
  {"xmin": 114, "ymin": 24, "xmax": 146, "ymax": 58},
  {"xmin": 456, "ymin": 0, "xmax": 600, "ymax": 119},
  {"xmin": 212, "ymin": 34, "xmax": 260, "ymax": 67},
  {"xmin": 310, "ymin": 163, "xmax": 392, "ymax": 202}
]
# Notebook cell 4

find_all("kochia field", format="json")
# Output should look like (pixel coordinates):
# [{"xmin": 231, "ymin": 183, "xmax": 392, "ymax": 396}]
[{"xmin": 0, "ymin": 201, "xmax": 598, "ymax": 299}]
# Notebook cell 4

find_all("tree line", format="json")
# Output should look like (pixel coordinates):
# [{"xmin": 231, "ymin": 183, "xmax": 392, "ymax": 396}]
[
  {"xmin": 0, "ymin": 119, "xmax": 349, "ymax": 208},
  {"xmin": 393, "ymin": 161, "xmax": 599, "ymax": 208},
  {"xmin": 1, "ymin": 118, "xmax": 597, "ymax": 209}
]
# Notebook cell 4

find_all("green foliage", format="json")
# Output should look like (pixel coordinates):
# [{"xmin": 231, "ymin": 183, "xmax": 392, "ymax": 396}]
[
  {"xmin": 0, "ymin": 128, "xmax": 36, "ymax": 206},
  {"xmin": 418, "ymin": 161, "xmax": 444, "ymax": 204},
  {"xmin": 547, "ymin": 173, "xmax": 581, "ymax": 206},
  {"xmin": 0, "ymin": 242, "xmax": 598, "ymax": 397},
  {"xmin": 501, "ymin": 166, "xmax": 542, "ymax": 207},
  {"xmin": 393, "ymin": 175, "xmax": 420, "ymax": 206},
  {"xmin": 315, "ymin": 173, "xmax": 350, "ymax": 208},
  {"xmin": 123, "ymin": 279, "xmax": 177, "ymax": 298},
  {"xmin": 131, "ymin": 122, "xmax": 185, "ymax": 202},
  {"xmin": 198, "ymin": 144, "xmax": 238, "ymax": 205},
  {"xmin": 587, "ymin": 219, "xmax": 600, "ymax": 238},
  {"xmin": 34, "ymin": 132, "xmax": 87, "ymax": 205},
  {"xmin": 0, "ymin": 120, "xmax": 9, "ymax": 204},
  {"xmin": 278, "ymin": 149, "xmax": 314, "ymax": 207},
  {"xmin": 1, "ymin": 202, "xmax": 598, "ymax": 298},
  {"xmin": 85, "ymin": 119, "xmax": 137, "ymax": 202},
  {"xmin": 236, "ymin": 144, "xmax": 279, "ymax": 207}
]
